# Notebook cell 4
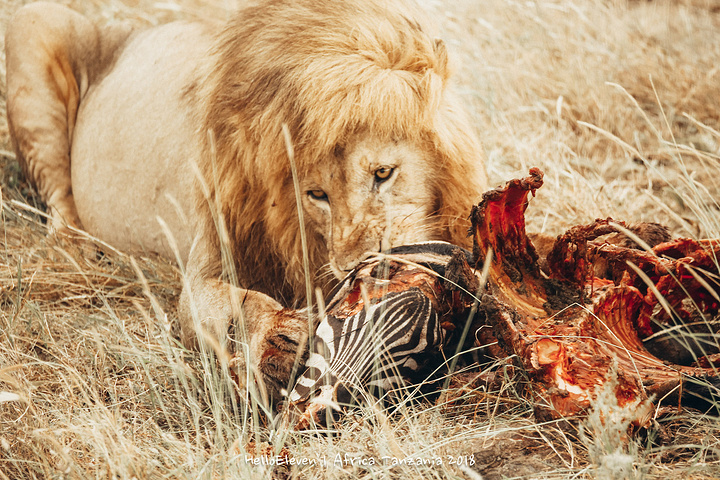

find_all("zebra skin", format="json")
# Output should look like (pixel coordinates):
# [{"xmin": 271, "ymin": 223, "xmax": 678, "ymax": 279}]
[{"xmin": 288, "ymin": 241, "xmax": 480, "ymax": 429}]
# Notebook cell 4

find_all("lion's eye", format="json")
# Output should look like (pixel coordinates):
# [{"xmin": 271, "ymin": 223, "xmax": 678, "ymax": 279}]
[
  {"xmin": 374, "ymin": 166, "xmax": 394, "ymax": 183},
  {"xmin": 307, "ymin": 189, "xmax": 328, "ymax": 201}
]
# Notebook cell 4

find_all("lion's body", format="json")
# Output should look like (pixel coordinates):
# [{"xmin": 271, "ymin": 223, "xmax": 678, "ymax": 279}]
[
  {"xmin": 73, "ymin": 22, "xmax": 210, "ymax": 260},
  {"xmin": 6, "ymin": 0, "xmax": 487, "ymax": 401}
]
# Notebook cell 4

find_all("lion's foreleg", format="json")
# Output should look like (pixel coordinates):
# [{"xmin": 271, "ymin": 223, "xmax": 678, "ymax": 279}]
[{"xmin": 178, "ymin": 275, "xmax": 309, "ymax": 403}]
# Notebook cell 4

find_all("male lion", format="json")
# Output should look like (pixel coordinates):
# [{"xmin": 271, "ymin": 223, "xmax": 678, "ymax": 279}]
[{"xmin": 6, "ymin": 0, "xmax": 486, "ymax": 401}]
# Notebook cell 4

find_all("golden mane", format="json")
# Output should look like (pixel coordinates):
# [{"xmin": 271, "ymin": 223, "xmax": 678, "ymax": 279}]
[{"xmin": 194, "ymin": 0, "xmax": 485, "ymax": 305}]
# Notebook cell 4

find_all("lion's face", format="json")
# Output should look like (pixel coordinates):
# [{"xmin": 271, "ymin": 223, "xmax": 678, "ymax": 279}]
[{"xmin": 301, "ymin": 133, "xmax": 437, "ymax": 279}]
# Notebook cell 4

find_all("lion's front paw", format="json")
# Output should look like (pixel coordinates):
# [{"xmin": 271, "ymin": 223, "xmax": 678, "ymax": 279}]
[
  {"xmin": 179, "ymin": 280, "xmax": 310, "ymax": 404},
  {"xmin": 257, "ymin": 309, "xmax": 309, "ymax": 399}
]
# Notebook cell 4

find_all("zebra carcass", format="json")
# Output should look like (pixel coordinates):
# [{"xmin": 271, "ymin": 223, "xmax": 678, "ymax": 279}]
[
  {"xmin": 470, "ymin": 168, "xmax": 720, "ymax": 421},
  {"xmin": 289, "ymin": 168, "xmax": 720, "ymax": 428},
  {"xmin": 288, "ymin": 242, "xmax": 482, "ymax": 429}
]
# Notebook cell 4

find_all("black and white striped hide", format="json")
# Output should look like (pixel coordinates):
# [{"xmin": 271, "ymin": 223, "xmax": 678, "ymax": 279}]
[{"xmin": 288, "ymin": 241, "xmax": 480, "ymax": 429}]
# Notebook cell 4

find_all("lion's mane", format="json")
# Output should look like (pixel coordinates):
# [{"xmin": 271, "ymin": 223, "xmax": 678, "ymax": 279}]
[{"xmin": 193, "ymin": 0, "xmax": 485, "ymax": 305}]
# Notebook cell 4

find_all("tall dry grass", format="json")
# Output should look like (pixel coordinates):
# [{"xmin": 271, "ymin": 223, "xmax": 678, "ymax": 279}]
[{"xmin": 1, "ymin": 0, "xmax": 720, "ymax": 478}]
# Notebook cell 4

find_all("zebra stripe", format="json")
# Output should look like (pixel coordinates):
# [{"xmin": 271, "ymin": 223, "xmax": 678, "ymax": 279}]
[
  {"xmin": 289, "ymin": 288, "xmax": 444, "ymax": 402},
  {"xmin": 330, "ymin": 289, "xmax": 443, "ymax": 385},
  {"xmin": 289, "ymin": 241, "xmax": 472, "ymax": 406}
]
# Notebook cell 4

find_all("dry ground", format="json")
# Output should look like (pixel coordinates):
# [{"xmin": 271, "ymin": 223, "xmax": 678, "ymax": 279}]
[{"xmin": 1, "ymin": 0, "xmax": 720, "ymax": 478}]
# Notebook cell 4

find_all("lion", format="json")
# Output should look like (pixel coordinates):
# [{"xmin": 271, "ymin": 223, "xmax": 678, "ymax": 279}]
[{"xmin": 5, "ymin": 0, "xmax": 487, "ymax": 402}]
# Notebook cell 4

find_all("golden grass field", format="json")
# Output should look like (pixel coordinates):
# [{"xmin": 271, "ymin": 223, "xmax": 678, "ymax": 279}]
[{"xmin": 1, "ymin": 0, "xmax": 720, "ymax": 478}]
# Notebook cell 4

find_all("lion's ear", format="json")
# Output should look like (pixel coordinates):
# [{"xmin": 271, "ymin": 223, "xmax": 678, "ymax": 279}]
[{"xmin": 433, "ymin": 38, "xmax": 450, "ymax": 79}]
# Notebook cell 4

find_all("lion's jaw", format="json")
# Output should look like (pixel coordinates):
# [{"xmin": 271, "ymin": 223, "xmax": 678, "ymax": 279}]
[{"xmin": 301, "ymin": 134, "xmax": 438, "ymax": 280}]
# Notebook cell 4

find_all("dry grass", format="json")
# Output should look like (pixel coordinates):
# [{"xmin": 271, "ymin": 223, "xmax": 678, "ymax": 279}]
[{"xmin": 1, "ymin": 0, "xmax": 720, "ymax": 478}]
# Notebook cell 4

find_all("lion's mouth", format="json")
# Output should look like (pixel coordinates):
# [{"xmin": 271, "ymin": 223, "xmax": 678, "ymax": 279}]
[
  {"xmin": 329, "ymin": 251, "xmax": 380, "ymax": 280},
  {"xmin": 328, "ymin": 263, "xmax": 350, "ymax": 281}
]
